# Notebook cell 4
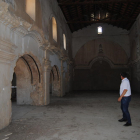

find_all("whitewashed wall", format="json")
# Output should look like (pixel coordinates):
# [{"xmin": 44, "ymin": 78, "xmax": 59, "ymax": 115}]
[{"xmin": 72, "ymin": 23, "xmax": 130, "ymax": 58}]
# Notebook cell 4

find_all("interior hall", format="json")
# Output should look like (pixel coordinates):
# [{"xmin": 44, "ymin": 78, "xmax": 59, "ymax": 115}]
[{"xmin": 0, "ymin": 0, "xmax": 140, "ymax": 140}]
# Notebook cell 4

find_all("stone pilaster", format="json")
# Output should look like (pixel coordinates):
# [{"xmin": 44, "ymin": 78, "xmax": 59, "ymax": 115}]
[
  {"xmin": 0, "ymin": 39, "xmax": 16, "ymax": 130},
  {"xmin": 60, "ymin": 58, "xmax": 65, "ymax": 97},
  {"xmin": 44, "ymin": 58, "xmax": 51, "ymax": 105},
  {"xmin": 41, "ymin": 44, "xmax": 52, "ymax": 105}
]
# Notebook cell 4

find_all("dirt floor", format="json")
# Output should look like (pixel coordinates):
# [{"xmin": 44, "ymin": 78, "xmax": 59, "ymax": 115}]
[{"xmin": 0, "ymin": 91, "xmax": 140, "ymax": 140}]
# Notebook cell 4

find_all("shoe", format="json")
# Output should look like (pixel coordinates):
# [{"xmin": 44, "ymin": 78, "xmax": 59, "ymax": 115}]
[
  {"xmin": 118, "ymin": 118, "xmax": 127, "ymax": 122},
  {"xmin": 123, "ymin": 122, "xmax": 132, "ymax": 126}
]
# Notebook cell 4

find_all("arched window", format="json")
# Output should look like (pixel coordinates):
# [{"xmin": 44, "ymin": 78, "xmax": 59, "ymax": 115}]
[
  {"xmin": 52, "ymin": 17, "xmax": 57, "ymax": 42},
  {"xmin": 63, "ymin": 34, "xmax": 66, "ymax": 50},
  {"xmin": 26, "ymin": 0, "xmax": 36, "ymax": 21}
]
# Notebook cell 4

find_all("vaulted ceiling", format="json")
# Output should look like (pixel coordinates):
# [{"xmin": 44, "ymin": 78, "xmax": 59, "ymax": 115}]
[{"xmin": 57, "ymin": 0, "xmax": 140, "ymax": 32}]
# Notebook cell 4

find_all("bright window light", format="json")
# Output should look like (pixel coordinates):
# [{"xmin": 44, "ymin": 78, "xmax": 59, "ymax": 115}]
[
  {"xmin": 52, "ymin": 17, "xmax": 57, "ymax": 42},
  {"xmin": 98, "ymin": 26, "xmax": 102, "ymax": 34},
  {"xmin": 63, "ymin": 34, "xmax": 66, "ymax": 50},
  {"xmin": 26, "ymin": 0, "xmax": 35, "ymax": 21}
]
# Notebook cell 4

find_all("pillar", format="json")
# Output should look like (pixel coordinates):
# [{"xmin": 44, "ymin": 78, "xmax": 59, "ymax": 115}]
[
  {"xmin": 43, "ymin": 49, "xmax": 52, "ymax": 105},
  {"xmin": 0, "ymin": 44, "xmax": 16, "ymax": 130},
  {"xmin": 60, "ymin": 58, "xmax": 65, "ymax": 97}
]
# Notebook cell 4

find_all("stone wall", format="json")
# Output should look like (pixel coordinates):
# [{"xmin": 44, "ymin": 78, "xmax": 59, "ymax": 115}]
[
  {"xmin": 0, "ymin": 6, "xmax": 44, "ymax": 128},
  {"xmin": 39, "ymin": 0, "xmax": 73, "ymax": 59},
  {"xmin": 75, "ymin": 38, "xmax": 128, "ymax": 66},
  {"xmin": 129, "ymin": 15, "xmax": 140, "ymax": 92},
  {"xmin": 74, "ymin": 61, "xmax": 127, "ymax": 90},
  {"xmin": 72, "ymin": 23, "xmax": 130, "ymax": 58},
  {"xmin": 8, "ymin": 0, "xmax": 43, "ymax": 29},
  {"xmin": 72, "ymin": 24, "xmax": 130, "ymax": 91},
  {"xmin": 0, "ymin": 0, "xmax": 73, "ymax": 130}
]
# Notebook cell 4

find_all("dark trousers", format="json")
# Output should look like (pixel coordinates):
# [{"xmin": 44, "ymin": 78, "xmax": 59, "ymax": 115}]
[{"xmin": 121, "ymin": 96, "xmax": 131, "ymax": 124}]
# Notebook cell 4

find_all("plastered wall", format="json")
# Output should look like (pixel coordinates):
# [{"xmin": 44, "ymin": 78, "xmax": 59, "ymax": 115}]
[
  {"xmin": 129, "ymin": 15, "xmax": 140, "ymax": 92},
  {"xmin": 39, "ymin": 0, "xmax": 72, "ymax": 59},
  {"xmin": 0, "ymin": 0, "xmax": 72, "ymax": 130},
  {"xmin": 72, "ymin": 23, "xmax": 130, "ymax": 58},
  {"xmin": 9, "ymin": 0, "xmax": 43, "ymax": 29},
  {"xmin": 72, "ymin": 24, "xmax": 130, "ymax": 91}
]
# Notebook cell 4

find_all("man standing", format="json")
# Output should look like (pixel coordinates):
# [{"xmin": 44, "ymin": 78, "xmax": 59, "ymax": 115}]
[{"xmin": 118, "ymin": 72, "xmax": 132, "ymax": 126}]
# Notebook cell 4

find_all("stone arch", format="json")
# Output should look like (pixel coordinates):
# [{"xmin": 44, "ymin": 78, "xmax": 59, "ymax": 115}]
[
  {"xmin": 12, "ymin": 53, "xmax": 43, "ymax": 105},
  {"xmin": 14, "ymin": 57, "xmax": 32, "ymax": 104},
  {"xmin": 74, "ymin": 38, "xmax": 129, "ymax": 91},
  {"xmin": 74, "ymin": 59, "xmax": 128, "ymax": 91},
  {"xmin": 12, "ymin": 25, "xmax": 46, "ymax": 48},
  {"xmin": 74, "ymin": 38, "xmax": 128, "ymax": 66},
  {"xmin": 27, "ymin": 30, "xmax": 44, "ymax": 47},
  {"xmin": 50, "ymin": 65, "xmax": 61, "ymax": 97},
  {"xmin": 23, "ymin": 29, "xmax": 46, "ymax": 48},
  {"xmin": 89, "ymin": 56, "xmax": 115, "ymax": 69},
  {"xmin": 89, "ymin": 60, "xmax": 123, "ymax": 90}
]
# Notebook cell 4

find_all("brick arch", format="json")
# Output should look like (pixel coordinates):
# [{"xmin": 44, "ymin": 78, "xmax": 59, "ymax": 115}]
[
  {"xmin": 14, "ymin": 57, "xmax": 32, "ymax": 105},
  {"xmin": 13, "ymin": 53, "xmax": 43, "ymax": 105}
]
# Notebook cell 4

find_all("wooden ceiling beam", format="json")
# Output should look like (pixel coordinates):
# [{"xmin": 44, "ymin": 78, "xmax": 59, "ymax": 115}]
[
  {"xmin": 67, "ymin": 19, "xmax": 136, "ymax": 24},
  {"xmin": 59, "ymin": 0, "xmax": 140, "ymax": 6},
  {"xmin": 129, "ymin": 3, "xmax": 140, "ymax": 17},
  {"xmin": 76, "ymin": 5, "xmax": 83, "ymax": 29},
  {"xmin": 118, "ymin": 3, "xmax": 129, "ymax": 27},
  {"xmin": 61, "ymin": 6, "xmax": 75, "ymax": 32}
]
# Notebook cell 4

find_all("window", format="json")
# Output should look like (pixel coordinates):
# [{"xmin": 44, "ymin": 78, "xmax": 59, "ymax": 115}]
[
  {"xmin": 98, "ymin": 26, "xmax": 102, "ymax": 34},
  {"xmin": 63, "ymin": 34, "xmax": 66, "ymax": 50},
  {"xmin": 26, "ymin": 0, "xmax": 35, "ymax": 21},
  {"xmin": 52, "ymin": 17, "xmax": 57, "ymax": 42}
]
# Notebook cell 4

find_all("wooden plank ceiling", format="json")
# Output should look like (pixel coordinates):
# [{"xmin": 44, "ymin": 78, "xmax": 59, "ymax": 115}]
[{"xmin": 57, "ymin": 0, "xmax": 140, "ymax": 32}]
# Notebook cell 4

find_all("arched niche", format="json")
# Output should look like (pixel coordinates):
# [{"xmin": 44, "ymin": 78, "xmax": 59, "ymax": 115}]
[
  {"xmin": 12, "ymin": 54, "xmax": 43, "ymax": 105},
  {"xmin": 50, "ymin": 65, "xmax": 61, "ymax": 97},
  {"xmin": 52, "ymin": 17, "xmax": 57, "ymax": 42}
]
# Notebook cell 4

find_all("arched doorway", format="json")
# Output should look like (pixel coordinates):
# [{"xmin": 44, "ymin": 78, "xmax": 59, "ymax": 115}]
[
  {"xmin": 74, "ymin": 38, "xmax": 129, "ymax": 91},
  {"xmin": 74, "ymin": 60, "xmax": 126, "ymax": 91},
  {"xmin": 49, "ymin": 65, "xmax": 61, "ymax": 96},
  {"xmin": 11, "ymin": 54, "xmax": 42, "ymax": 105},
  {"xmin": 90, "ymin": 60, "xmax": 121, "ymax": 90},
  {"xmin": 11, "ymin": 72, "xmax": 17, "ymax": 102}
]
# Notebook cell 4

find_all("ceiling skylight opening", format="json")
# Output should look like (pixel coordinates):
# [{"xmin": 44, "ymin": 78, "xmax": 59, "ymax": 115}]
[{"xmin": 98, "ymin": 26, "xmax": 102, "ymax": 34}]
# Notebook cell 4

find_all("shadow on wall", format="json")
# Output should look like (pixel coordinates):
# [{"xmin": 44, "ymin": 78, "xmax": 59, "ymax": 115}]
[
  {"xmin": 74, "ymin": 60, "xmax": 128, "ymax": 91},
  {"xmin": 131, "ymin": 65, "xmax": 140, "ymax": 92}
]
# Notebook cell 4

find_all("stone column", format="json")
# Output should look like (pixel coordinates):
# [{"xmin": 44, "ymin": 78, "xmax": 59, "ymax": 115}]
[
  {"xmin": 66, "ymin": 63, "xmax": 70, "ymax": 93},
  {"xmin": 43, "ymin": 50, "xmax": 52, "ymax": 105},
  {"xmin": 0, "ymin": 43, "xmax": 16, "ymax": 130},
  {"xmin": 68, "ymin": 61, "xmax": 73, "ymax": 92},
  {"xmin": 60, "ymin": 58, "xmax": 65, "ymax": 97}
]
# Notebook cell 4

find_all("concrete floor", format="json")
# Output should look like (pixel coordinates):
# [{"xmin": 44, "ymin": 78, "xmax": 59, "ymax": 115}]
[{"xmin": 0, "ymin": 91, "xmax": 140, "ymax": 140}]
